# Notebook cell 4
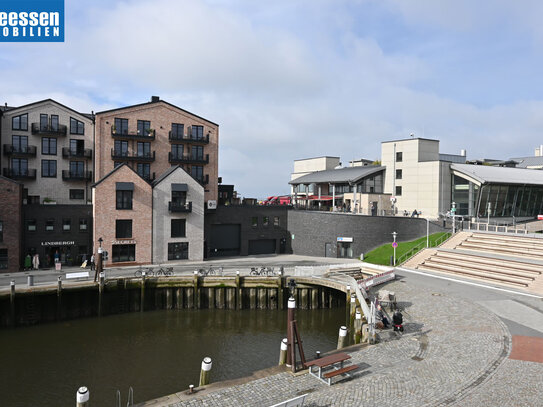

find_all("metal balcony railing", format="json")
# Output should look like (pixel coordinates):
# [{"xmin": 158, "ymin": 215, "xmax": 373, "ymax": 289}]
[
  {"xmin": 168, "ymin": 132, "xmax": 209, "ymax": 144},
  {"xmin": 62, "ymin": 170, "xmax": 92, "ymax": 181},
  {"xmin": 111, "ymin": 126, "xmax": 155, "ymax": 140},
  {"xmin": 3, "ymin": 144, "xmax": 37, "ymax": 156},
  {"xmin": 168, "ymin": 152, "xmax": 209, "ymax": 164},
  {"xmin": 62, "ymin": 147, "xmax": 92, "ymax": 159},
  {"xmin": 168, "ymin": 201, "xmax": 192, "ymax": 213},
  {"xmin": 111, "ymin": 149, "xmax": 156, "ymax": 161},
  {"xmin": 2, "ymin": 168, "xmax": 37, "ymax": 179},
  {"xmin": 31, "ymin": 123, "xmax": 67, "ymax": 136}
]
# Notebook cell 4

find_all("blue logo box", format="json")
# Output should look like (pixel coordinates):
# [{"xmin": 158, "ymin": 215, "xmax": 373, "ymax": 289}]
[{"xmin": 0, "ymin": 0, "xmax": 64, "ymax": 42}]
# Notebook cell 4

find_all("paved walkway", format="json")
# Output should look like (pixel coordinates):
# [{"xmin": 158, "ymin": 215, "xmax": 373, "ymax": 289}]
[{"xmin": 139, "ymin": 278, "xmax": 543, "ymax": 407}]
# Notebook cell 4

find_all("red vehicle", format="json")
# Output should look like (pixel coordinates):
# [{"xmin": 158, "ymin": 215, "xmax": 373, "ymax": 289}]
[{"xmin": 264, "ymin": 195, "xmax": 291, "ymax": 205}]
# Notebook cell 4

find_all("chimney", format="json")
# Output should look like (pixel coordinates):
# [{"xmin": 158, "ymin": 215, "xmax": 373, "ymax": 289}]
[
  {"xmin": 460, "ymin": 149, "xmax": 466, "ymax": 157},
  {"xmin": 151, "ymin": 96, "xmax": 160, "ymax": 103}
]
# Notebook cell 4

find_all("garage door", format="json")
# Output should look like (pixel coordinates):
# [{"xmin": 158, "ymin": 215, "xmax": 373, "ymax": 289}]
[
  {"xmin": 210, "ymin": 224, "xmax": 241, "ymax": 256},
  {"xmin": 248, "ymin": 239, "xmax": 276, "ymax": 255}
]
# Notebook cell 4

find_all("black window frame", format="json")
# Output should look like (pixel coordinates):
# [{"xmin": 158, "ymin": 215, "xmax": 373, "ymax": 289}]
[
  {"xmin": 42, "ymin": 137, "xmax": 57, "ymax": 155},
  {"xmin": 136, "ymin": 163, "xmax": 150, "ymax": 179},
  {"xmin": 79, "ymin": 218, "xmax": 88, "ymax": 231},
  {"xmin": 45, "ymin": 219, "xmax": 55, "ymax": 232},
  {"xmin": 171, "ymin": 219, "xmax": 186, "ymax": 238},
  {"xmin": 70, "ymin": 117, "xmax": 85, "ymax": 135},
  {"xmin": 171, "ymin": 144, "xmax": 183, "ymax": 159},
  {"xmin": 395, "ymin": 186, "xmax": 402, "ymax": 196},
  {"xmin": 191, "ymin": 145, "xmax": 203, "ymax": 160},
  {"xmin": 263, "ymin": 216, "xmax": 269, "ymax": 227},
  {"xmin": 0, "ymin": 248, "xmax": 7, "ymax": 270},
  {"xmin": 0, "ymin": 220, "xmax": 3, "ymax": 242},
  {"xmin": 116, "ymin": 219, "xmax": 133, "ymax": 239},
  {"xmin": 251, "ymin": 216, "xmax": 258, "ymax": 227},
  {"xmin": 396, "ymin": 169, "xmax": 402, "ymax": 180},
  {"xmin": 171, "ymin": 123, "xmax": 184, "ymax": 138},
  {"xmin": 191, "ymin": 125, "xmax": 204, "ymax": 139},
  {"xmin": 116, "ymin": 190, "xmax": 133, "ymax": 210},
  {"xmin": 12, "ymin": 114, "xmax": 28, "ymax": 131},
  {"xmin": 69, "ymin": 189, "xmax": 84, "ymax": 200},
  {"xmin": 114, "ymin": 118, "xmax": 129, "ymax": 135},
  {"xmin": 62, "ymin": 219, "xmax": 71, "ymax": 231},
  {"xmin": 168, "ymin": 242, "xmax": 188, "ymax": 260},
  {"xmin": 274, "ymin": 216, "xmax": 280, "ymax": 227},
  {"xmin": 137, "ymin": 120, "xmax": 151, "ymax": 136},
  {"xmin": 396, "ymin": 152, "xmax": 403, "ymax": 162},
  {"xmin": 27, "ymin": 219, "xmax": 37, "ymax": 232},
  {"xmin": 41, "ymin": 159, "xmax": 57, "ymax": 178},
  {"xmin": 112, "ymin": 244, "xmax": 135, "ymax": 263}
]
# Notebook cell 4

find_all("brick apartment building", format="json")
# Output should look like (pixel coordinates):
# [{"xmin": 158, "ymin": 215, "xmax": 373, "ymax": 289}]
[
  {"xmin": 0, "ymin": 100, "xmax": 94, "ymax": 268},
  {"xmin": 0, "ymin": 176, "xmax": 23, "ymax": 272},
  {"xmin": 94, "ymin": 96, "xmax": 218, "ymax": 204}
]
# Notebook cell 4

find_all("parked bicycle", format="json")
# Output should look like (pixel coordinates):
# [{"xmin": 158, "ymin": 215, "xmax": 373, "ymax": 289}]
[
  {"xmin": 134, "ymin": 266, "xmax": 155, "ymax": 277},
  {"xmin": 250, "ymin": 266, "xmax": 277, "ymax": 276},
  {"xmin": 197, "ymin": 266, "xmax": 223, "ymax": 277},
  {"xmin": 155, "ymin": 265, "xmax": 174, "ymax": 276}
]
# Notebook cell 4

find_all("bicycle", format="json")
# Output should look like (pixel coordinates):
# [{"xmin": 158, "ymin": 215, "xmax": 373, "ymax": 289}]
[
  {"xmin": 197, "ymin": 268, "xmax": 209, "ymax": 277},
  {"xmin": 155, "ymin": 265, "xmax": 174, "ymax": 276},
  {"xmin": 134, "ymin": 266, "xmax": 155, "ymax": 277}
]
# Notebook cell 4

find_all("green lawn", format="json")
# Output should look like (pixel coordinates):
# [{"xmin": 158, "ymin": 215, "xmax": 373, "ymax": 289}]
[{"xmin": 362, "ymin": 232, "xmax": 451, "ymax": 266}]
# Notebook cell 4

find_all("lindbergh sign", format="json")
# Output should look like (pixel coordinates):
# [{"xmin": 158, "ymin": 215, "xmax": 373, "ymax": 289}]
[{"xmin": 0, "ymin": 0, "xmax": 64, "ymax": 42}]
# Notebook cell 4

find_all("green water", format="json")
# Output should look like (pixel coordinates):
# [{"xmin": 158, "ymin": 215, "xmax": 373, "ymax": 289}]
[{"xmin": 0, "ymin": 307, "xmax": 345, "ymax": 406}]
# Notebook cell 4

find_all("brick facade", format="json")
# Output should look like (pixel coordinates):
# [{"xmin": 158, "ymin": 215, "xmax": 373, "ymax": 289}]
[
  {"xmin": 0, "ymin": 176, "xmax": 23, "ymax": 272},
  {"xmin": 95, "ymin": 98, "xmax": 218, "ymax": 204},
  {"xmin": 93, "ymin": 164, "xmax": 152, "ymax": 265}
]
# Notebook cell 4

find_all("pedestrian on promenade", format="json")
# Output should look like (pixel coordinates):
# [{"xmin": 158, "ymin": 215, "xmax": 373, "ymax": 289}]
[
  {"xmin": 376, "ymin": 304, "xmax": 390, "ymax": 328},
  {"xmin": 32, "ymin": 253, "xmax": 40, "ymax": 270},
  {"xmin": 54, "ymin": 250, "xmax": 60, "ymax": 263},
  {"xmin": 90, "ymin": 253, "xmax": 95, "ymax": 271},
  {"xmin": 24, "ymin": 254, "xmax": 32, "ymax": 270}
]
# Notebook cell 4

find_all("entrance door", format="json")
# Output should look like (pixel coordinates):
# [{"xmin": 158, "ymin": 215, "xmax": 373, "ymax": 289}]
[{"xmin": 325, "ymin": 243, "xmax": 334, "ymax": 257}]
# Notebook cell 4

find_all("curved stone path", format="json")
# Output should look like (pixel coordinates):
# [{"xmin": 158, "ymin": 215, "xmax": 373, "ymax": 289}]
[{"xmin": 140, "ymin": 278, "xmax": 542, "ymax": 407}]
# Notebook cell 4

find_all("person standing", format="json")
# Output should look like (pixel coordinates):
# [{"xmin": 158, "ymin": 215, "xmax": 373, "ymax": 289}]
[
  {"xmin": 54, "ymin": 250, "xmax": 60, "ymax": 263},
  {"xmin": 24, "ymin": 254, "xmax": 32, "ymax": 270},
  {"xmin": 90, "ymin": 253, "xmax": 95, "ymax": 271},
  {"xmin": 32, "ymin": 253, "xmax": 40, "ymax": 270}
]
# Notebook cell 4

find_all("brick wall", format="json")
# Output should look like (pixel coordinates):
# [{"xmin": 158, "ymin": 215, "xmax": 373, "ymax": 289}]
[{"xmin": 0, "ymin": 176, "xmax": 22, "ymax": 272}]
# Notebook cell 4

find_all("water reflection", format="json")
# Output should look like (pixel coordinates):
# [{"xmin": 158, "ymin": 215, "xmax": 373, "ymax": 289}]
[{"xmin": 0, "ymin": 307, "xmax": 345, "ymax": 406}]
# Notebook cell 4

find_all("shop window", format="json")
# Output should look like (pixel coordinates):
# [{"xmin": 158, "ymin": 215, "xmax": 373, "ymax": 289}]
[
  {"xmin": 27, "ymin": 219, "xmax": 37, "ymax": 232},
  {"xmin": 116, "ymin": 190, "xmax": 133, "ymax": 209},
  {"xmin": 171, "ymin": 219, "xmax": 186, "ymax": 238},
  {"xmin": 79, "ymin": 218, "xmax": 88, "ymax": 231},
  {"xmin": 116, "ymin": 220, "xmax": 132, "ymax": 238},
  {"xmin": 70, "ymin": 189, "xmax": 84, "ymax": 200},
  {"xmin": 0, "ymin": 249, "xmax": 7, "ymax": 270},
  {"xmin": 112, "ymin": 244, "xmax": 135, "ymax": 262},
  {"xmin": 63, "ymin": 219, "xmax": 71, "ymax": 231},
  {"xmin": 168, "ymin": 242, "xmax": 188, "ymax": 260},
  {"xmin": 45, "ymin": 219, "xmax": 54, "ymax": 231}
]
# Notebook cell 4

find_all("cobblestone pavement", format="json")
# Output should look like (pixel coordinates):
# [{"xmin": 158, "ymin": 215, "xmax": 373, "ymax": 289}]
[{"xmin": 140, "ymin": 279, "xmax": 543, "ymax": 407}]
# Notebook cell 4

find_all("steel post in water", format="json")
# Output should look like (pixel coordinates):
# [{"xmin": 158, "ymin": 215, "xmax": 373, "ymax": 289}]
[
  {"xmin": 140, "ymin": 272, "xmax": 146, "ymax": 312},
  {"xmin": 349, "ymin": 294, "xmax": 356, "ymax": 344},
  {"xmin": 10, "ymin": 280, "xmax": 15, "ymax": 327},
  {"xmin": 354, "ymin": 310, "xmax": 362, "ymax": 344},
  {"xmin": 76, "ymin": 386, "xmax": 89, "ymax": 407},
  {"xmin": 235, "ymin": 270, "xmax": 242, "ymax": 310},
  {"xmin": 98, "ymin": 272, "xmax": 104, "ymax": 317},
  {"xmin": 277, "ymin": 275, "xmax": 284, "ymax": 310},
  {"xmin": 286, "ymin": 296, "xmax": 296, "ymax": 366},
  {"xmin": 345, "ymin": 285, "xmax": 351, "ymax": 323},
  {"xmin": 278, "ymin": 338, "xmax": 288, "ymax": 365},
  {"xmin": 57, "ymin": 276, "xmax": 62, "ymax": 321},
  {"xmin": 337, "ymin": 325, "xmax": 348, "ymax": 349},
  {"xmin": 193, "ymin": 271, "xmax": 199, "ymax": 309},
  {"xmin": 199, "ymin": 357, "xmax": 212, "ymax": 387}
]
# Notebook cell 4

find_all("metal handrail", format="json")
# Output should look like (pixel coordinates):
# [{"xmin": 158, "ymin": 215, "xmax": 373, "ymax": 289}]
[{"xmin": 396, "ymin": 231, "xmax": 452, "ymax": 265}]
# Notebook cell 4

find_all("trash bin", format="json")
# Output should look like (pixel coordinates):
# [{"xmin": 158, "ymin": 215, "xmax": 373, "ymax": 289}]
[{"xmin": 27, "ymin": 275, "xmax": 34, "ymax": 286}]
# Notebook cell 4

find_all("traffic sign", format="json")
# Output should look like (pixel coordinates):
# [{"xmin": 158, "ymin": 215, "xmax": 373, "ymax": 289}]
[{"xmin": 392, "ymin": 242, "xmax": 398, "ymax": 248}]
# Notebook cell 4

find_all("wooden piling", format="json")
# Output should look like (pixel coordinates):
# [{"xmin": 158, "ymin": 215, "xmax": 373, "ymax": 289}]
[
  {"xmin": 57, "ymin": 276, "xmax": 62, "ymax": 321},
  {"xmin": 286, "ymin": 297, "xmax": 296, "ymax": 366},
  {"xmin": 277, "ymin": 275, "xmax": 284, "ymax": 310},
  {"xmin": 193, "ymin": 271, "xmax": 199, "ymax": 309},
  {"xmin": 269, "ymin": 288, "xmax": 277, "ymax": 309},
  {"xmin": 235, "ymin": 271, "xmax": 242, "ymax": 310},
  {"xmin": 186, "ymin": 287, "xmax": 194, "ymax": 309},
  {"xmin": 226, "ymin": 287, "xmax": 236, "ymax": 309},
  {"xmin": 98, "ymin": 272, "xmax": 104, "ymax": 317},
  {"xmin": 199, "ymin": 357, "xmax": 212, "ymax": 387},
  {"xmin": 176, "ymin": 288, "xmax": 183, "ymax": 310},
  {"xmin": 249, "ymin": 288, "xmax": 257, "ymax": 309},
  {"xmin": 311, "ymin": 288, "xmax": 318, "ymax": 309},
  {"xmin": 166, "ymin": 288, "xmax": 173, "ymax": 310},
  {"xmin": 216, "ymin": 287, "xmax": 225, "ymax": 309},
  {"xmin": 10, "ymin": 280, "xmax": 15, "ymax": 327},
  {"xmin": 140, "ymin": 273, "xmax": 145, "ymax": 312},
  {"xmin": 258, "ymin": 288, "xmax": 267, "ymax": 309},
  {"xmin": 208, "ymin": 287, "xmax": 215, "ymax": 309}
]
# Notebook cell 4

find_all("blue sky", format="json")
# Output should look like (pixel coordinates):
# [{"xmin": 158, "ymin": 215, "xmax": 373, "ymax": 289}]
[{"xmin": 2, "ymin": 0, "xmax": 543, "ymax": 198}]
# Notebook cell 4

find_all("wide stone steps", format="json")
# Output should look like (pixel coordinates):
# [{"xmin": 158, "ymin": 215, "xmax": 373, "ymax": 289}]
[
  {"xmin": 434, "ymin": 251, "xmax": 543, "ymax": 274},
  {"xmin": 424, "ymin": 256, "xmax": 537, "ymax": 280}
]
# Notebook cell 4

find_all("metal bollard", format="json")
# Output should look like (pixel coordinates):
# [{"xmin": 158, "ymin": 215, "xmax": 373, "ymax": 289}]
[
  {"xmin": 76, "ymin": 386, "xmax": 89, "ymax": 407},
  {"xmin": 27, "ymin": 275, "xmax": 34, "ymax": 286},
  {"xmin": 316, "ymin": 351, "xmax": 321, "ymax": 359},
  {"xmin": 199, "ymin": 357, "xmax": 212, "ymax": 387},
  {"xmin": 354, "ymin": 310, "xmax": 362, "ymax": 344},
  {"xmin": 337, "ymin": 325, "xmax": 348, "ymax": 349},
  {"xmin": 278, "ymin": 338, "xmax": 288, "ymax": 365}
]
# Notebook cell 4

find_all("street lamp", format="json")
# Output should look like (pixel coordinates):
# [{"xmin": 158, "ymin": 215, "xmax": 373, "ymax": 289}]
[
  {"xmin": 98, "ymin": 237, "xmax": 103, "ymax": 253},
  {"xmin": 451, "ymin": 202, "xmax": 456, "ymax": 234}
]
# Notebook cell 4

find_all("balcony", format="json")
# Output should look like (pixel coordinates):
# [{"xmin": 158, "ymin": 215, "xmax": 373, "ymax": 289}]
[
  {"xmin": 169, "ymin": 132, "xmax": 209, "ymax": 144},
  {"xmin": 194, "ymin": 174, "xmax": 209, "ymax": 186},
  {"xmin": 31, "ymin": 123, "xmax": 67, "ymax": 137},
  {"xmin": 2, "ymin": 168, "xmax": 37, "ymax": 180},
  {"xmin": 62, "ymin": 170, "xmax": 92, "ymax": 181},
  {"xmin": 111, "ymin": 126, "xmax": 155, "ymax": 140},
  {"xmin": 111, "ymin": 149, "xmax": 156, "ymax": 162},
  {"xmin": 3, "ymin": 144, "xmax": 37, "ymax": 157},
  {"xmin": 168, "ymin": 201, "xmax": 192, "ymax": 213},
  {"xmin": 168, "ymin": 152, "xmax": 209, "ymax": 165},
  {"xmin": 62, "ymin": 147, "xmax": 92, "ymax": 159},
  {"xmin": 140, "ymin": 172, "xmax": 156, "ymax": 183}
]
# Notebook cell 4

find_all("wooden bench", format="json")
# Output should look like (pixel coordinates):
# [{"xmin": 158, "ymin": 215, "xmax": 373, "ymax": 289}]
[
  {"xmin": 65, "ymin": 271, "xmax": 90, "ymax": 280},
  {"xmin": 269, "ymin": 393, "xmax": 307, "ymax": 407},
  {"xmin": 322, "ymin": 364, "xmax": 359, "ymax": 385}
]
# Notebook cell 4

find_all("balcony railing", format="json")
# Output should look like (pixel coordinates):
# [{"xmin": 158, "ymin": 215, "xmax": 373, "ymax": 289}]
[
  {"xmin": 62, "ymin": 147, "xmax": 92, "ymax": 159},
  {"xmin": 3, "ymin": 144, "xmax": 37, "ymax": 157},
  {"xmin": 168, "ymin": 201, "xmax": 192, "ymax": 213},
  {"xmin": 111, "ymin": 149, "xmax": 156, "ymax": 161},
  {"xmin": 169, "ymin": 132, "xmax": 210, "ymax": 144},
  {"xmin": 140, "ymin": 172, "xmax": 156, "ymax": 183},
  {"xmin": 62, "ymin": 170, "xmax": 92, "ymax": 181},
  {"xmin": 111, "ymin": 126, "xmax": 155, "ymax": 140},
  {"xmin": 194, "ymin": 174, "xmax": 209, "ymax": 186},
  {"xmin": 31, "ymin": 123, "xmax": 67, "ymax": 136},
  {"xmin": 2, "ymin": 168, "xmax": 37, "ymax": 179},
  {"xmin": 168, "ymin": 152, "xmax": 209, "ymax": 165}
]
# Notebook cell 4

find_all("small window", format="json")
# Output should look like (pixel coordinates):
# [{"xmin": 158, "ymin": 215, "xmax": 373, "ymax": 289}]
[
  {"xmin": 79, "ymin": 218, "xmax": 88, "ymax": 231},
  {"xmin": 116, "ymin": 220, "xmax": 132, "ymax": 238},
  {"xmin": 45, "ymin": 219, "xmax": 54, "ymax": 231},
  {"xmin": 168, "ymin": 242, "xmax": 188, "ymax": 260},
  {"xmin": 70, "ymin": 117, "xmax": 85, "ymax": 135},
  {"xmin": 41, "ymin": 160, "xmax": 57, "ymax": 177},
  {"xmin": 263, "ymin": 216, "xmax": 269, "ymax": 227},
  {"xmin": 396, "ymin": 152, "xmax": 403, "ymax": 162},
  {"xmin": 396, "ymin": 169, "xmax": 402, "ymax": 180},
  {"xmin": 251, "ymin": 217, "xmax": 258, "ymax": 227},
  {"xmin": 62, "ymin": 219, "xmax": 71, "ymax": 231},
  {"xmin": 70, "ymin": 189, "xmax": 84, "ymax": 200},
  {"xmin": 171, "ymin": 219, "xmax": 186, "ymax": 238},
  {"xmin": 0, "ymin": 249, "xmax": 7, "ymax": 270},
  {"xmin": 114, "ymin": 118, "xmax": 129, "ymax": 134},
  {"xmin": 0, "ymin": 221, "xmax": 3, "ymax": 242},
  {"xmin": 116, "ymin": 190, "xmax": 133, "ymax": 210},
  {"xmin": 42, "ymin": 137, "xmax": 57, "ymax": 155},
  {"xmin": 274, "ymin": 216, "xmax": 280, "ymax": 227},
  {"xmin": 12, "ymin": 114, "xmax": 28, "ymax": 131},
  {"xmin": 27, "ymin": 219, "xmax": 37, "ymax": 232},
  {"xmin": 395, "ymin": 186, "xmax": 402, "ymax": 196}
]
